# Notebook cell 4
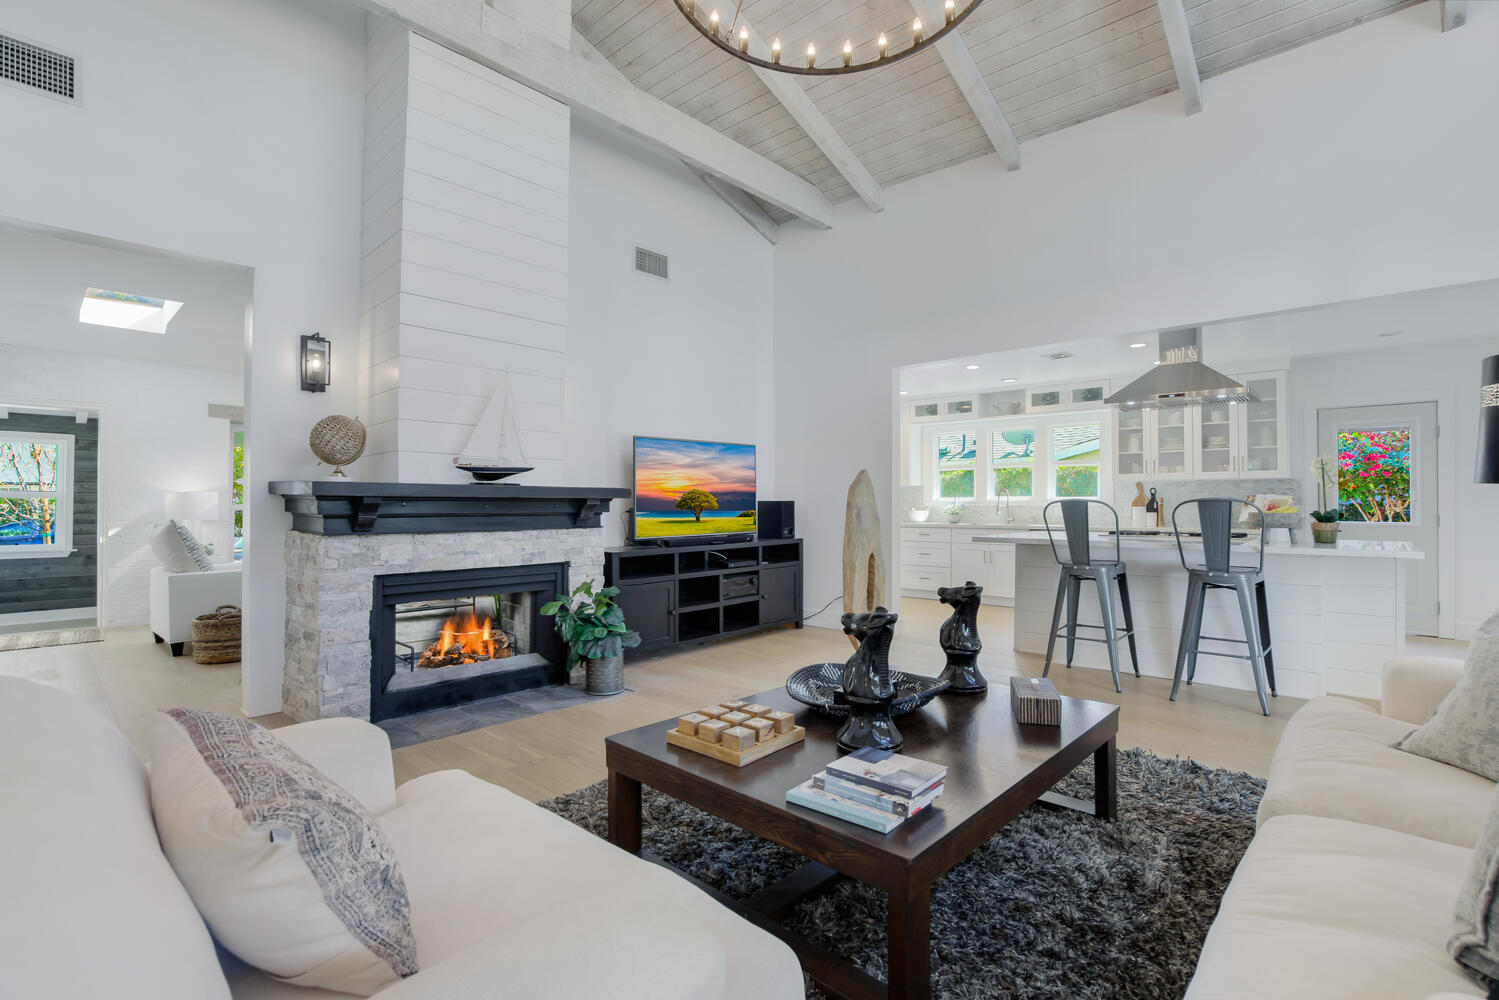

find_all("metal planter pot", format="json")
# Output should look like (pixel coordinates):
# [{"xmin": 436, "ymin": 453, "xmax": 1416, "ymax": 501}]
[{"xmin": 584, "ymin": 654, "xmax": 625, "ymax": 696}]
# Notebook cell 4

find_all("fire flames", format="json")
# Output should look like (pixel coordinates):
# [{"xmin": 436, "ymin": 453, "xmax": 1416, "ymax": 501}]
[{"xmin": 417, "ymin": 609, "xmax": 511, "ymax": 669}]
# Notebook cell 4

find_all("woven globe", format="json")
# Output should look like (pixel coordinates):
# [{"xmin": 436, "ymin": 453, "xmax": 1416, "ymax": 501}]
[{"xmin": 309, "ymin": 415, "xmax": 366, "ymax": 476}]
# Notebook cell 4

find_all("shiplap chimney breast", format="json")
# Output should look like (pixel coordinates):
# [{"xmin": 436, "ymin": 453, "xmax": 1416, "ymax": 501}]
[{"xmin": 359, "ymin": 17, "xmax": 568, "ymax": 483}]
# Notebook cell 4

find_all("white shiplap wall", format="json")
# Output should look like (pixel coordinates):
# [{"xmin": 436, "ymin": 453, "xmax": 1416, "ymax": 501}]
[{"xmin": 360, "ymin": 20, "xmax": 569, "ymax": 483}]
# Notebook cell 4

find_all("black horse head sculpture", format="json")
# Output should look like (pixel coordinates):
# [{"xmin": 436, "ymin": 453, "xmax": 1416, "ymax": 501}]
[
  {"xmin": 837, "ymin": 606, "xmax": 902, "ymax": 752},
  {"xmin": 937, "ymin": 580, "xmax": 987, "ymax": 694}
]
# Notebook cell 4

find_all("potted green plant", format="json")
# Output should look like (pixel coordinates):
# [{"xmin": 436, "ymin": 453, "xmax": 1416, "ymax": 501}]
[
  {"xmin": 1309, "ymin": 455, "xmax": 1340, "ymax": 544},
  {"xmin": 944, "ymin": 501, "xmax": 964, "ymax": 524},
  {"xmin": 540, "ymin": 580, "xmax": 640, "ymax": 696}
]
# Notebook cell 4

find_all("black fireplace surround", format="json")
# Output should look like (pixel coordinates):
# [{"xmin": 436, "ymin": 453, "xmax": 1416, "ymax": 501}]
[{"xmin": 369, "ymin": 563, "xmax": 568, "ymax": 722}]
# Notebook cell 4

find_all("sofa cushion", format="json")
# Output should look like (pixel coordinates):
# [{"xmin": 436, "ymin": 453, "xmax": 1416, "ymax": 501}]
[
  {"xmin": 150, "ymin": 518, "xmax": 214, "ymax": 572},
  {"xmin": 1399, "ymin": 610, "xmax": 1499, "ymax": 780},
  {"xmin": 376, "ymin": 769, "xmax": 803, "ymax": 1000},
  {"xmin": 1451, "ymin": 784, "xmax": 1499, "ymax": 986},
  {"xmin": 151, "ymin": 709, "xmax": 418, "ymax": 996},
  {"xmin": 0, "ymin": 678, "xmax": 230, "ymax": 1000},
  {"xmin": 1185, "ymin": 814, "xmax": 1481, "ymax": 1000},
  {"xmin": 1259, "ymin": 696, "xmax": 1495, "ymax": 848}
]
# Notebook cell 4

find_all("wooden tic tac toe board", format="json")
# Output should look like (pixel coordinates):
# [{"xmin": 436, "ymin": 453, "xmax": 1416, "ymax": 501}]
[{"xmin": 666, "ymin": 700, "xmax": 805, "ymax": 766}]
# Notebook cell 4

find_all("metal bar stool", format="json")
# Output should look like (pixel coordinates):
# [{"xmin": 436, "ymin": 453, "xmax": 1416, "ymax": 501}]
[
  {"xmin": 1169, "ymin": 497, "xmax": 1277, "ymax": 716},
  {"xmin": 1041, "ymin": 499, "xmax": 1140, "ymax": 693}
]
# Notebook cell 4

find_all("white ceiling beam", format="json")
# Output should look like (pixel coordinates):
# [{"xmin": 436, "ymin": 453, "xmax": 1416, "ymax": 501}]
[
  {"xmin": 735, "ymin": 23, "xmax": 884, "ymax": 212},
  {"xmin": 1155, "ymin": 0, "xmax": 1203, "ymax": 115},
  {"xmin": 1442, "ymin": 1, "xmax": 1469, "ymax": 31},
  {"xmin": 909, "ymin": 0, "xmax": 1020, "ymax": 170},
  {"xmin": 574, "ymin": 31, "xmax": 779, "ymax": 244},
  {"xmin": 354, "ymin": 0, "xmax": 835, "ymax": 228}
]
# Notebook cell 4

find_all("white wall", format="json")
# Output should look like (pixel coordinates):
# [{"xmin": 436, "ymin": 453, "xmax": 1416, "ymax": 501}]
[
  {"xmin": 772, "ymin": 3, "xmax": 1499, "ymax": 622},
  {"xmin": 0, "ymin": 0, "xmax": 367, "ymax": 714},
  {"xmin": 0, "ymin": 346, "xmax": 241, "ymax": 626},
  {"xmin": 566, "ymin": 120, "xmax": 776, "ymax": 546}
]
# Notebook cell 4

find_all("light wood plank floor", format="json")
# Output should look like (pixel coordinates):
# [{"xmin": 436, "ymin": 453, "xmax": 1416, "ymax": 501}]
[{"xmin": 0, "ymin": 601, "xmax": 1466, "ymax": 801}]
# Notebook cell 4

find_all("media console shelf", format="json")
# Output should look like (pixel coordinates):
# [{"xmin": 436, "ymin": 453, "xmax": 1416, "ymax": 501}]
[{"xmin": 605, "ymin": 539, "xmax": 803, "ymax": 657}]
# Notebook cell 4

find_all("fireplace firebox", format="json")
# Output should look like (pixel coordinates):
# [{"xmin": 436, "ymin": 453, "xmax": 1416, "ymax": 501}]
[{"xmin": 370, "ymin": 563, "xmax": 568, "ymax": 722}]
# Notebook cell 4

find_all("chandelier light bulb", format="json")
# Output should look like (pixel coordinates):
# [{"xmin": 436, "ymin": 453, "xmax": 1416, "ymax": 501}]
[
  {"xmin": 945, "ymin": 0, "xmax": 956, "ymax": 23},
  {"xmin": 685, "ymin": 0, "xmax": 694, "ymax": 15},
  {"xmin": 912, "ymin": 17, "xmax": 924, "ymax": 41},
  {"xmin": 739, "ymin": 26, "xmax": 749, "ymax": 51},
  {"xmin": 842, "ymin": 39, "xmax": 853, "ymax": 66},
  {"xmin": 770, "ymin": 37, "xmax": 781, "ymax": 63},
  {"xmin": 806, "ymin": 42, "xmax": 816, "ymax": 67},
  {"xmin": 877, "ymin": 33, "xmax": 888, "ymax": 57}
]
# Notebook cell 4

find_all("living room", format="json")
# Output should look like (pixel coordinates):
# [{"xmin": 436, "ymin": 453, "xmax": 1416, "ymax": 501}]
[{"xmin": 1, "ymin": 0, "xmax": 1496, "ymax": 998}]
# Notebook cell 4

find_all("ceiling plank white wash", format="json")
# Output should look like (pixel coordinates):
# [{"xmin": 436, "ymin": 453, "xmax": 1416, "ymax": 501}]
[
  {"xmin": 354, "ymin": 0, "xmax": 837, "ymax": 227},
  {"xmin": 1441, "ymin": 0, "xmax": 1468, "ymax": 31},
  {"xmin": 1155, "ymin": 0, "xmax": 1203, "ymax": 114},
  {"xmin": 908, "ymin": 0, "xmax": 1022, "ymax": 169}
]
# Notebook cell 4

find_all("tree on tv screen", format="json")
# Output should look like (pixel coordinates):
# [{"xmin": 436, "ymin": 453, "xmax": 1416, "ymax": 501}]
[{"xmin": 674, "ymin": 488, "xmax": 719, "ymax": 521}]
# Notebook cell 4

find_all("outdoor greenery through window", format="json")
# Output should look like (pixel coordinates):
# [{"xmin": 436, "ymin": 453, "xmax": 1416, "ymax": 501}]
[
  {"xmin": 991, "ymin": 427, "xmax": 1035, "ymax": 498},
  {"xmin": 232, "ymin": 426, "xmax": 245, "ymax": 559},
  {"xmin": 1337, "ymin": 427, "xmax": 1411, "ymax": 522},
  {"xmin": 0, "ymin": 433, "xmax": 71, "ymax": 553},
  {"xmin": 1052, "ymin": 423, "xmax": 1101, "ymax": 498},
  {"xmin": 936, "ymin": 431, "xmax": 977, "ymax": 499}
]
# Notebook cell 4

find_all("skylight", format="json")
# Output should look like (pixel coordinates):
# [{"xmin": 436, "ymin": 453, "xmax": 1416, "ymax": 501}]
[{"xmin": 78, "ymin": 287, "xmax": 183, "ymax": 333}]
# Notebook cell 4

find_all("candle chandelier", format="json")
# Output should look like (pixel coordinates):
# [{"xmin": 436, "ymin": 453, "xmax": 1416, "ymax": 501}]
[{"xmin": 673, "ymin": 0, "xmax": 987, "ymax": 75}]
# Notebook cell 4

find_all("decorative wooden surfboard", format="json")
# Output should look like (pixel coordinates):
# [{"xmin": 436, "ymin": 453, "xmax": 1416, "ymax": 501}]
[{"xmin": 842, "ymin": 469, "xmax": 886, "ymax": 650}]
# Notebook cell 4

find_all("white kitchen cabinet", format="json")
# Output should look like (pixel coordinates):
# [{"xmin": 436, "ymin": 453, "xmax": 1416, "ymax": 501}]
[
  {"xmin": 951, "ymin": 531, "xmax": 1016, "ymax": 605},
  {"xmin": 1117, "ymin": 408, "xmax": 1194, "ymax": 480},
  {"xmin": 1194, "ymin": 399, "xmax": 1239, "ymax": 479},
  {"xmin": 1236, "ymin": 371, "xmax": 1289, "ymax": 477}
]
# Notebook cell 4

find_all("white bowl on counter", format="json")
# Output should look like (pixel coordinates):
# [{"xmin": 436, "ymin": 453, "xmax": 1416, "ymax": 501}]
[{"xmin": 907, "ymin": 508, "xmax": 930, "ymax": 523}]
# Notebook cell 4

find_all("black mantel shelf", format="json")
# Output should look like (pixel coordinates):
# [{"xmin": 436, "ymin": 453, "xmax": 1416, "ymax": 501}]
[{"xmin": 270, "ymin": 481, "xmax": 629, "ymax": 536}]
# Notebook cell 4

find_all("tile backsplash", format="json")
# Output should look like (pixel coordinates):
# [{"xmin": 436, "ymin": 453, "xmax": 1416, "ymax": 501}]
[{"xmin": 899, "ymin": 479, "xmax": 1300, "ymax": 530}]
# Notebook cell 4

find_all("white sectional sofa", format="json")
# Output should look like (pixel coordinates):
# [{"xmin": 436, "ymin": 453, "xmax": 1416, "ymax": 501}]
[
  {"xmin": 1185, "ymin": 656, "xmax": 1493, "ymax": 1000},
  {"xmin": 0, "ymin": 677, "xmax": 803, "ymax": 1000}
]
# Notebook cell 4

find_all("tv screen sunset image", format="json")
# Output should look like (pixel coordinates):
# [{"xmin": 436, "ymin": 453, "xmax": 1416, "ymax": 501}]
[{"xmin": 634, "ymin": 437, "xmax": 757, "ymax": 538}]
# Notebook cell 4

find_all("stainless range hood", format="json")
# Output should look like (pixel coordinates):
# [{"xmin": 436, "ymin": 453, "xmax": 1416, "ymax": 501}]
[{"xmin": 1105, "ymin": 329, "xmax": 1257, "ymax": 409}]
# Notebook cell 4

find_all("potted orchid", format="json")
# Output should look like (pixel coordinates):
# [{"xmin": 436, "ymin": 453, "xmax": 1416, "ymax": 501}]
[
  {"xmin": 1309, "ymin": 455, "xmax": 1340, "ymax": 544},
  {"xmin": 944, "ymin": 502, "xmax": 964, "ymax": 524},
  {"xmin": 540, "ymin": 580, "xmax": 640, "ymax": 696}
]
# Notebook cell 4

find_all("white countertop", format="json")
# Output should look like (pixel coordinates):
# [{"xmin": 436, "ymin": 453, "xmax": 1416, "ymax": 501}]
[{"xmin": 966, "ymin": 530, "xmax": 1424, "ymax": 560}]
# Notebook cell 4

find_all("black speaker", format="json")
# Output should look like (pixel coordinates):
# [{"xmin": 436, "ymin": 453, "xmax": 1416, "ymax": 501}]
[{"xmin": 757, "ymin": 500, "xmax": 795, "ymax": 539}]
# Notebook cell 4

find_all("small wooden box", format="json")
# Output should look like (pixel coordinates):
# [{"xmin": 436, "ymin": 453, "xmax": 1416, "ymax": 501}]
[
  {"xmin": 720, "ymin": 711, "xmax": 750, "ymax": 727},
  {"xmin": 698, "ymin": 706, "xmax": 726, "ymax": 720},
  {"xmin": 722, "ymin": 725, "xmax": 757, "ymax": 751},
  {"xmin": 741, "ymin": 703, "xmax": 772, "ymax": 717},
  {"xmin": 766, "ymin": 710, "xmax": 795, "ymax": 734},
  {"xmin": 721, "ymin": 700, "xmax": 749, "ymax": 711},
  {"xmin": 745, "ymin": 717, "xmax": 776, "ymax": 742},
  {"xmin": 665, "ymin": 697, "xmax": 806, "ymax": 766},
  {"xmin": 677, "ymin": 713, "xmax": 709, "ymax": 736},
  {"xmin": 697, "ymin": 719, "xmax": 729, "ymax": 744},
  {"xmin": 1010, "ymin": 677, "xmax": 1062, "ymax": 726}
]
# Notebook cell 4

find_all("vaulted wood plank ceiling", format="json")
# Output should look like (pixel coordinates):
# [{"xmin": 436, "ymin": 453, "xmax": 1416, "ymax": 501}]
[{"xmin": 576, "ymin": 0, "xmax": 1419, "ymax": 222}]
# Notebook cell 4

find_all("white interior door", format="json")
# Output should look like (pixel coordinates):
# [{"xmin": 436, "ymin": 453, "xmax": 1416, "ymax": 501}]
[{"xmin": 1317, "ymin": 403, "xmax": 1439, "ymax": 636}]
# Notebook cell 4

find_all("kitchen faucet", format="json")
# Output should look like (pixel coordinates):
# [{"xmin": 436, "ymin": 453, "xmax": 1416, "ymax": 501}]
[{"xmin": 995, "ymin": 489, "xmax": 1014, "ymax": 524}]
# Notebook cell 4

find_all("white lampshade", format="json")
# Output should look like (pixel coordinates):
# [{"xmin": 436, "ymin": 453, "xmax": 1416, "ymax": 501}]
[{"xmin": 165, "ymin": 491, "xmax": 219, "ymax": 522}]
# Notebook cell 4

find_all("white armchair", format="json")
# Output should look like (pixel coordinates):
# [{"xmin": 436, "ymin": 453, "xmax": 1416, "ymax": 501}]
[{"xmin": 149, "ymin": 564, "xmax": 242, "ymax": 656}]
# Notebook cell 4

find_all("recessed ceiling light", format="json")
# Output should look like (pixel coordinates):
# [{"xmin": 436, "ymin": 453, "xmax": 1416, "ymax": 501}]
[
  {"xmin": 898, "ymin": 390, "xmax": 908, "ymax": 395},
  {"xmin": 1002, "ymin": 378, "xmax": 1016, "ymax": 383},
  {"xmin": 1129, "ymin": 342, "xmax": 1147, "ymax": 349},
  {"xmin": 79, "ymin": 287, "xmax": 183, "ymax": 333},
  {"xmin": 1377, "ymin": 330, "xmax": 1402, "ymax": 338},
  {"xmin": 965, "ymin": 364, "xmax": 980, "ymax": 370},
  {"xmin": 1152, "ymin": 360, "xmax": 1162, "ymax": 365}
]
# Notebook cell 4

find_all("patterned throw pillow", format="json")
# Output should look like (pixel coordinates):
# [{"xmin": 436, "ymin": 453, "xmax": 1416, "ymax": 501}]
[
  {"xmin": 151, "ymin": 708, "xmax": 418, "ymax": 995},
  {"xmin": 1397, "ymin": 609, "xmax": 1499, "ymax": 781},
  {"xmin": 174, "ymin": 521, "xmax": 215, "ymax": 571},
  {"xmin": 1451, "ymin": 784, "xmax": 1499, "ymax": 985}
]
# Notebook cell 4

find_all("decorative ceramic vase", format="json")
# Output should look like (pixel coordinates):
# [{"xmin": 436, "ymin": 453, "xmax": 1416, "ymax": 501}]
[
  {"xmin": 937, "ymin": 581, "xmax": 987, "ymax": 694},
  {"xmin": 584, "ymin": 654, "xmax": 625, "ymax": 696},
  {"xmin": 946, "ymin": 511, "xmax": 962, "ymax": 524},
  {"xmin": 836, "ymin": 608, "xmax": 902, "ymax": 752},
  {"xmin": 1310, "ymin": 520, "xmax": 1340, "ymax": 545}
]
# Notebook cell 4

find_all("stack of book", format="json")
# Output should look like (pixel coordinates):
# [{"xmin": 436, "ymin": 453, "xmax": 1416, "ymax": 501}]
[{"xmin": 786, "ymin": 747, "xmax": 946, "ymax": 834}]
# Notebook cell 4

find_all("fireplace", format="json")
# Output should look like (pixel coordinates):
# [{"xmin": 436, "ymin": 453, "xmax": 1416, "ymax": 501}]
[{"xmin": 369, "ymin": 563, "xmax": 568, "ymax": 722}]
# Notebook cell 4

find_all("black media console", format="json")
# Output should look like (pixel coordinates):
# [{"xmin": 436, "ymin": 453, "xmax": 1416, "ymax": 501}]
[{"xmin": 604, "ymin": 539, "xmax": 804, "ymax": 657}]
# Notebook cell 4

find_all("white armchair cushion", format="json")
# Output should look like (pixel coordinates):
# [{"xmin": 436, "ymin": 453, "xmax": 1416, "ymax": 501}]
[
  {"xmin": 1258, "ymin": 696, "xmax": 1495, "ymax": 848},
  {"xmin": 151, "ymin": 709, "xmax": 419, "ymax": 996},
  {"xmin": 1399, "ymin": 611, "xmax": 1499, "ymax": 781},
  {"xmin": 1385, "ymin": 656, "xmax": 1468, "ymax": 725},
  {"xmin": 273, "ymin": 718, "xmax": 399, "ymax": 817}
]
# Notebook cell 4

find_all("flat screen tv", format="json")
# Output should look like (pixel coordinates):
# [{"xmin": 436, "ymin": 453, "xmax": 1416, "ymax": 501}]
[{"xmin": 633, "ymin": 436, "xmax": 757, "ymax": 543}]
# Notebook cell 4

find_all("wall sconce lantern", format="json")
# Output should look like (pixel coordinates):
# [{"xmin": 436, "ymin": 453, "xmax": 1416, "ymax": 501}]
[
  {"xmin": 1477, "ymin": 354, "xmax": 1499, "ymax": 483},
  {"xmin": 300, "ymin": 333, "xmax": 330, "ymax": 393}
]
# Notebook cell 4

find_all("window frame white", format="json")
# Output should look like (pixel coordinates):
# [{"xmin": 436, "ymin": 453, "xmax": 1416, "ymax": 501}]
[
  {"xmin": 0, "ymin": 430, "xmax": 75, "ymax": 560},
  {"xmin": 933, "ymin": 429, "xmax": 980, "ymax": 501},
  {"xmin": 926, "ymin": 410, "xmax": 1113, "ymax": 506},
  {"xmin": 230, "ymin": 421, "xmax": 244, "ymax": 561}
]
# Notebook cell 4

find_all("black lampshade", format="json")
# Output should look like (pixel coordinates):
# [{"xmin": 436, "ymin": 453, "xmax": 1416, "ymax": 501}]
[{"xmin": 1478, "ymin": 355, "xmax": 1499, "ymax": 483}]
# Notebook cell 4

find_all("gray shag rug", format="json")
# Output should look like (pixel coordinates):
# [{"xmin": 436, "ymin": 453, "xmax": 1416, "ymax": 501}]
[{"xmin": 541, "ymin": 748, "xmax": 1263, "ymax": 1000}]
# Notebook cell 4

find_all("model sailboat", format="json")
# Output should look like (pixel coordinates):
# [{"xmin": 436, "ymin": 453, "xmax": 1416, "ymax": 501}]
[{"xmin": 453, "ymin": 370, "xmax": 535, "ymax": 483}]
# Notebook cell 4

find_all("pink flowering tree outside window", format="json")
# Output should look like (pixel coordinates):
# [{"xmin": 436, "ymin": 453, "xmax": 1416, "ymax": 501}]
[{"xmin": 1336, "ymin": 428, "xmax": 1411, "ymax": 523}]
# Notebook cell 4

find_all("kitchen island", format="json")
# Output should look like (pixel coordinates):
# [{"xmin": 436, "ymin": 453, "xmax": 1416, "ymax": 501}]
[{"xmin": 971, "ymin": 530, "xmax": 1424, "ymax": 701}]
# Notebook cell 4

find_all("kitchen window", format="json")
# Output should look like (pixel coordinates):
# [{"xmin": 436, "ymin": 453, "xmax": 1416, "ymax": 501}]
[
  {"xmin": 991, "ymin": 427, "xmax": 1036, "ymax": 498},
  {"xmin": 936, "ymin": 431, "xmax": 978, "ymax": 499},
  {"xmin": 928, "ymin": 414, "xmax": 1111, "ymax": 504},
  {"xmin": 1052, "ymin": 422, "xmax": 1102, "ymax": 498},
  {"xmin": 0, "ymin": 432, "xmax": 73, "ymax": 559}
]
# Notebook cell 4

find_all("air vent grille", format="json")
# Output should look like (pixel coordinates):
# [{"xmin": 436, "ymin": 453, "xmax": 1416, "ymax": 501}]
[
  {"xmin": 634, "ymin": 246, "xmax": 669, "ymax": 280},
  {"xmin": 0, "ymin": 34, "xmax": 75, "ymax": 101},
  {"xmin": 1043, "ymin": 351, "xmax": 1074, "ymax": 360}
]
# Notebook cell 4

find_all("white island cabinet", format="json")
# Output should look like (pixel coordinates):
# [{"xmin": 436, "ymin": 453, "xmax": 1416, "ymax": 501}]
[
  {"xmin": 972, "ymin": 532, "xmax": 1424, "ymax": 701},
  {"xmin": 898, "ymin": 525, "xmax": 1016, "ymax": 606}
]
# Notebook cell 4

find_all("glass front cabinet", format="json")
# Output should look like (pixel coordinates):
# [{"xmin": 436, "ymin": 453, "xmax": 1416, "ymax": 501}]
[
  {"xmin": 1237, "ymin": 371, "xmax": 1288, "ymax": 477},
  {"xmin": 1116, "ymin": 371, "xmax": 1289, "ymax": 481}
]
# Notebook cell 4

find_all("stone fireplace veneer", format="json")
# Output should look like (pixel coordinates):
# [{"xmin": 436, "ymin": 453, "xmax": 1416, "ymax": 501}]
[{"xmin": 283, "ymin": 528, "xmax": 605, "ymax": 722}]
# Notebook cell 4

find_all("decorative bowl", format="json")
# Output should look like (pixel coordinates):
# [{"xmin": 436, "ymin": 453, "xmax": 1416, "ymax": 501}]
[
  {"xmin": 785, "ymin": 663, "xmax": 949, "ymax": 718},
  {"xmin": 907, "ymin": 508, "xmax": 930, "ymax": 523}
]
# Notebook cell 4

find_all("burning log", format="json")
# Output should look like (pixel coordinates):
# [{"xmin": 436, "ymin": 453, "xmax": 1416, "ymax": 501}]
[{"xmin": 414, "ymin": 608, "xmax": 513, "ymax": 668}]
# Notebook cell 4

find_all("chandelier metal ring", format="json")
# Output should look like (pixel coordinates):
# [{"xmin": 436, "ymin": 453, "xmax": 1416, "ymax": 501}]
[{"xmin": 671, "ymin": 0, "xmax": 988, "ymax": 76}]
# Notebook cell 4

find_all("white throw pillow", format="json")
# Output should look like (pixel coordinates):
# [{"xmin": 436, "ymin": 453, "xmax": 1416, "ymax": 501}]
[
  {"xmin": 1398, "ymin": 609, "xmax": 1499, "ymax": 781},
  {"xmin": 1452, "ymin": 783, "xmax": 1499, "ymax": 986},
  {"xmin": 149, "ymin": 519, "xmax": 213, "ymax": 572},
  {"xmin": 150, "ymin": 709, "xmax": 418, "ymax": 996}
]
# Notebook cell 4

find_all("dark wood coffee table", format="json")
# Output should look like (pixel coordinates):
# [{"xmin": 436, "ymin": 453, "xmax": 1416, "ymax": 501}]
[{"xmin": 605, "ymin": 685, "xmax": 1120, "ymax": 1000}]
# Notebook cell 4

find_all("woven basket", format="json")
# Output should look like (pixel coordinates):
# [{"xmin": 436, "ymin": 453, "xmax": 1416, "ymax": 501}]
[{"xmin": 192, "ymin": 605, "xmax": 242, "ymax": 665}]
